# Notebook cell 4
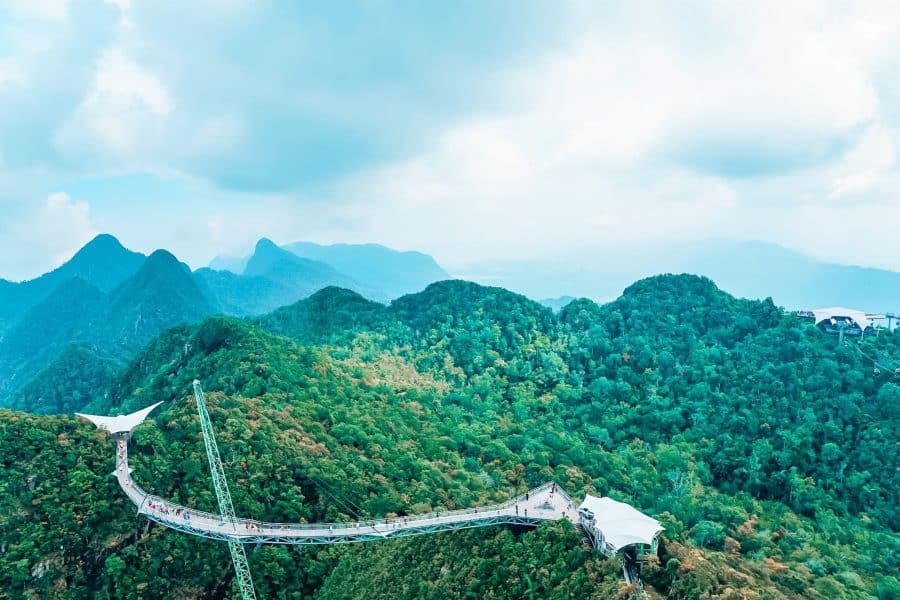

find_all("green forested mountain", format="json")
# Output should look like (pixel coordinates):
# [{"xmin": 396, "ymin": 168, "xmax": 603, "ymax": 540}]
[
  {"xmin": 0, "ymin": 278, "xmax": 108, "ymax": 399},
  {"xmin": 7, "ymin": 343, "xmax": 119, "ymax": 415},
  {"xmin": 259, "ymin": 286, "xmax": 397, "ymax": 345},
  {"xmin": 193, "ymin": 268, "xmax": 282, "ymax": 316},
  {"xmin": 104, "ymin": 250, "xmax": 214, "ymax": 354},
  {"xmin": 0, "ymin": 234, "xmax": 145, "ymax": 336},
  {"xmin": 0, "ymin": 275, "xmax": 898, "ymax": 599},
  {"xmin": 0, "ymin": 237, "xmax": 362, "ymax": 411},
  {"xmin": 0, "ymin": 236, "xmax": 454, "ymax": 411},
  {"xmin": 0, "ymin": 250, "xmax": 214, "ymax": 411}
]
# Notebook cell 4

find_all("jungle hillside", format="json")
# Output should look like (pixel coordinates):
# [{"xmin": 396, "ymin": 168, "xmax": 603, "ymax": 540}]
[{"xmin": 0, "ymin": 275, "xmax": 898, "ymax": 599}]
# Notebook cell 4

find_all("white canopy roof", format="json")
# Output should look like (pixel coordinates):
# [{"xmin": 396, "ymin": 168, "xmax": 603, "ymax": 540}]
[
  {"xmin": 812, "ymin": 307, "xmax": 878, "ymax": 331},
  {"xmin": 579, "ymin": 495, "xmax": 663, "ymax": 552},
  {"xmin": 76, "ymin": 401, "xmax": 164, "ymax": 434}
]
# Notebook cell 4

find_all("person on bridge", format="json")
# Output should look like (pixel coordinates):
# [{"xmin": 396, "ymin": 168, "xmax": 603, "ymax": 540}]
[{"xmin": 515, "ymin": 505, "xmax": 519, "ymax": 516}]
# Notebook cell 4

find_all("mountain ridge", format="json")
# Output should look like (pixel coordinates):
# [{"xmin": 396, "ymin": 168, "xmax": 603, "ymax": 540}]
[
  {"xmin": 209, "ymin": 239, "xmax": 451, "ymax": 301},
  {"xmin": 0, "ymin": 247, "xmax": 217, "ymax": 410},
  {"xmin": 283, "ymin": 240, "xmax": 451, "ymax": 300}
]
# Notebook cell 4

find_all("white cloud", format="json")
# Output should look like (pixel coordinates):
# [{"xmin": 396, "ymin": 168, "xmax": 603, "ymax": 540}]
[
  {"xmin": 3, "ymin": 1, "xmax": 900, "ymax": 276},
  {"xmin": 7, "ymin": 0, "xmax": 69, "ymax": 22},
  {"xmin": 39, "ymin": 193, "xmax": 97, "ymax": 267},
  {"xmin": 0, "ymin": 192, "xmax": 97, "ymax": 280},
  {"xmin": 0, "ymin": 59, "xmax": 25, "ymax": 87},
  {"xmin": 54, "ymin": 48, "xmax": 172, "ymax": 162},
  {"xmin": 326, "ymin": 0, "xmax": 900, "ymax": 270},
  {"xmin": 826, "ymin": 124, "xmax": 896, "ymax": 199},
  {"xmin": 189, "ymin": 114, "xmax": 246, "ymax": 158}
]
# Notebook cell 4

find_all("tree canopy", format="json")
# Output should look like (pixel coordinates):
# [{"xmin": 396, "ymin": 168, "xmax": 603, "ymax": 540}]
[{"xmin": 1, "ymin": 275, "xmax": 897, "ymax": 599}]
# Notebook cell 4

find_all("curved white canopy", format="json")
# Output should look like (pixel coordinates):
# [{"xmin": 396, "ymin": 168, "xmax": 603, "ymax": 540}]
[
  {"xmin": 579, "ymin": 495, "xmax": 663, "ymax": 552},
  {"xmin": 76, "ymin": 401, "xmax": 164, "ymax": 434},
  {"xmin": 812, "ymin": 307, "xmax": 878, "ymax": 331}
]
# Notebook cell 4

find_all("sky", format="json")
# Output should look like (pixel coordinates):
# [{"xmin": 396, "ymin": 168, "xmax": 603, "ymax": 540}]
[{"xmin": 1, "ymin": 0, "xmax": 899, "ymax": 281}]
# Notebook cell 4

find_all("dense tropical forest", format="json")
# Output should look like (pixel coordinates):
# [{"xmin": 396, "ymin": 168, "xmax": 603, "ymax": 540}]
[{"xmin": 0, "ymin": 275, "xmax": 898, "ymax": 599}]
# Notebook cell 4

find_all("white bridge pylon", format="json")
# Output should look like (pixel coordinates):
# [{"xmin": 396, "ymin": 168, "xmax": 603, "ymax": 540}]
[{"xmin": 83, "ymin": 402, "xmax": 581, "ymax": 545}]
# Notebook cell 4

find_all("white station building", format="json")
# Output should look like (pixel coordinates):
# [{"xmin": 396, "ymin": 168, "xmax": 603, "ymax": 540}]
[
  {"xmin": 811, "ymin": 307, "xmax": 883, "ymax": 334},
  {"xmin": 578, "ymin": 495, "xmax": 663, "ymax": 557}
]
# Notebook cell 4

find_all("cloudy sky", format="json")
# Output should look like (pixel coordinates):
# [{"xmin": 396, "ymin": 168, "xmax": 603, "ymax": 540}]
[{"xmin": 1, "ymin": 0, "xmax": 899, "ymax": 280}]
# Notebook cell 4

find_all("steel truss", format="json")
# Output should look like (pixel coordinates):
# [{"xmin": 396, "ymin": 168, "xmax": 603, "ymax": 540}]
[{"xmin": 193, "ymin": 380, "xmax": 258, "ymax": 600}]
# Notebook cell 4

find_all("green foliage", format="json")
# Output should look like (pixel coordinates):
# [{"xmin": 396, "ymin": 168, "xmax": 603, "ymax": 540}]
[
  {"xmin": 9, "ymin": 344, "xmax": 120, "ymax": 414},
  {"xmin": 317, "ymin": 523, "xmax": 622, "ymax": 600},
  {"xmin": 689, "ymin": 520, "xmax": 726, "ymax": 550},
  {"xmin": 0, "ymin": 275, "xmax": 897, "ymax": 598}
]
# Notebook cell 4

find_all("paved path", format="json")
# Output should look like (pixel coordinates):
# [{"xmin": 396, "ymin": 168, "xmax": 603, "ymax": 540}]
[{"xmin": 114, "ymin": 436, "xmax": 581, "ymax": 545}]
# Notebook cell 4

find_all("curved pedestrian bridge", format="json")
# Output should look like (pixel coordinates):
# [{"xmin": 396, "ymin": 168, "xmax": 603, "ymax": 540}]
[{"xmin": 113, "ymin": 432, "xmax": 580, "ymax": 545}]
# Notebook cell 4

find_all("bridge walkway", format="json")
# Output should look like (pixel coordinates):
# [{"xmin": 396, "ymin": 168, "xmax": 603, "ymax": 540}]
[{"xmin": 115, "ymin": 435, "xmax": 580, "ymax": 545}]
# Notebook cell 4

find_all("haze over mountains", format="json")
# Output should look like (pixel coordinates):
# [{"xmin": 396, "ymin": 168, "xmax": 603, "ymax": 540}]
[
  {"xmin": 210, "ymin": 240, "xmax": 451, "ymax": 302},
  {"xmin": 463, "ymin": 239, "xmax": 900, "ymax": 313}
]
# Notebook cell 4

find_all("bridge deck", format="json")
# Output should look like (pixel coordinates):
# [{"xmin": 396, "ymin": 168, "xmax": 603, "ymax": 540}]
[{"xmin": 115, "ymin": 436, "xmax": 580, "ymax": 545}]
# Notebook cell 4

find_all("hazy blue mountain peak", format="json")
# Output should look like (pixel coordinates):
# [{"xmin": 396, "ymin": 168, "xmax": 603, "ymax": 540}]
[
  {"xmin": 27, "ymin": 233, "xmax": 144, "ymax": 291},
  {"xmin": 244, "ymin": 237, "xmax": 309, "ymax": 277},
  {"xmin": 284, "ymin": 240, "xmax": 450, "ymax": 300}
]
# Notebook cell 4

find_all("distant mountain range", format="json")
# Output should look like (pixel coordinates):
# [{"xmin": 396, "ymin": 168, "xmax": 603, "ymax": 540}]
[
  {"xmin": 210, "ymin": 240, "xmax": 450, "ymax": 302},
  {"xmin": 197, "ymin": 238, "xmax": 365, "ymax": 316},
  {"xmin": 460, "ymin": 240, "xmax": 900, "ymax": 313},
  {"xmin": 283, "ymin": 241, "xmax": 450, "ymax": 300},
  {"xmin": 539, "ymin": 296, "xmax": 577, "ymax": 312},
  {"xmin": 0, "ymin": 235, "xmax": 451, "ymax": 412}
]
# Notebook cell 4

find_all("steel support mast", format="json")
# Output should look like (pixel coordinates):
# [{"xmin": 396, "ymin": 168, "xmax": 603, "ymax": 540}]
[{"xmin": 193, "ymin": 380, "xmax": 258, "ymax": 600}]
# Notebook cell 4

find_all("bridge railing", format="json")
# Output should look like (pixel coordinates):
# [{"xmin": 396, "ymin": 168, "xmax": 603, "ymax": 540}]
[
  {"xmin": 250, "ymin": 482, "xmax": 553, "ymax": 531},
  {"xmin": 240, "ymin": 480, "xmax": 562, "ymax": 532},
  {"xmin": 125, "ymin": 470, "xmax": 564, "ymax": 533}
]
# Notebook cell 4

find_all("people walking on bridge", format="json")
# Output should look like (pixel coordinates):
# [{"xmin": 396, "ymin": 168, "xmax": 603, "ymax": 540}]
[{"xmin": 515, "ymin": 505, "xmax": 519, "ymax": 515}]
